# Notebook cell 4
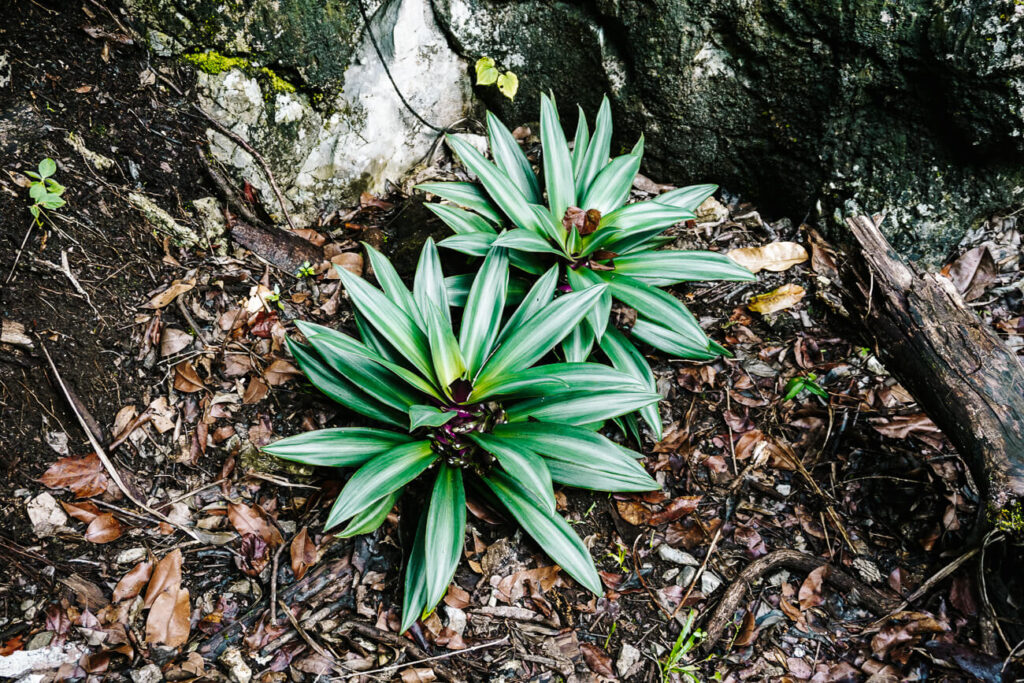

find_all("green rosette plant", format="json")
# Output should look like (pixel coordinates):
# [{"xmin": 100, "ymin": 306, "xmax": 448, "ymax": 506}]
[
  {"xmin": 263, "ymin": 239, "xmax": 662, "ymax": 632},
  {"xmin": 416, "ymin": 94, "xmax": 756, "ymax": 440}
]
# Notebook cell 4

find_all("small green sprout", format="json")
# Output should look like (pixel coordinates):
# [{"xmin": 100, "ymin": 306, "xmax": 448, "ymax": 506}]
[
  {"xmin": 782, "ymin": 372, "xmax": 828, "ymax": 401},
  {"xmin": 657, "ymin": 610, "xmax": 711, "ymax": 683},
  {"xmin": 265, "ymin": 284, "xmax": 284, "ymax": 310},
  {"xmin": 606, "ymin": 542, "xmax": 629, "ymax": 572},
  {"xmin": 295, "ymin": 261, "xmax": 316, "ymax": 278},
  {"xmin": 25, "ymin": 158, "xmax": 66, "ymax": 226},
  {"xmin": 475, "ymin": 56, "xmax": 518, "ymax": 100}
]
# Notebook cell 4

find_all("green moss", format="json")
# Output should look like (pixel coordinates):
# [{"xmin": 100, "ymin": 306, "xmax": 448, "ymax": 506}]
[
  {"xmin": 992, "ymin": 502, "xmax": 1024, "ymax": 536},
  {"xmin": 182, "ymin": 51, "xmax": 297, "ymax": 94}
]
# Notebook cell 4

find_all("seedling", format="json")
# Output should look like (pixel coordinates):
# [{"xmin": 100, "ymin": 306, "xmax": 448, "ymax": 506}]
[
  {"xmin": 296, "ymin": 261, "xmax": 316, "ymax": 278},
  {"xmin": 782, "ymin": 372, "xmax": 828, "ymax": 401},
  {"xmin": 657, "ymin": 610, "xmax": 711, "ymax": 683},
  {"xmin": 25, "ymin": 158, "xmax": 66, "ymax": 226},
  {"xmin": 475, "ymin": 57, "xmax": 518, "ymax": 101}
]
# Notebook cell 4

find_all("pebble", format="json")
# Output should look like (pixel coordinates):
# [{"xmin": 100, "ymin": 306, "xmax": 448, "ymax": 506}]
[
  {"xmin": 130, "ymin": 663, "xmax": 163, "ymax": 683},
  {"xmin": 701, "ymin": 571, "xmax": 723, "ymax": 594},
  {"xmin": 115, "ymin": 548, "xmax": 148, "ymax": 565},
  {"xmin": 25, "ymin": 493, "xmax": 66, "ymax": 538},
  {"xmin": 219, "ymin": 648, "xmax": 252, "ymax": 683},
  {"xmin": 616, "ymin": 643, "xmax": 641, "ymax": 678},
  {"xmin": 677, "ymin": 566, "xmax": 697, "ymax": 587},
  {"xmin": 656, "ymin": 545, "xmax": 699, "ymax": 566}
]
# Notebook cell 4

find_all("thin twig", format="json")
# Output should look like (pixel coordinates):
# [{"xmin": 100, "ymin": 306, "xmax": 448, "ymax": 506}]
[
  {"xmin": 334, "ymin": 635, "xmax": 509, "ymax": 680},
  {"xmin": 672, "ymin": 524, "xmax": 723, "ymax": 620},
  {"xmin": 277, "ymin": 599, "xmax": 343, "ymax": 671},
  {"xmin": 631, "ymin": 534, "xmax": 674, "ymax": 621},
  {"xmin": 38, "ymin": 340, "xmax": 200, "ymax": 541}
]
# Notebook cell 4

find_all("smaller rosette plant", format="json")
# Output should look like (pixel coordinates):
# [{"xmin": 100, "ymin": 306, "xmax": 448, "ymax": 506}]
[
  {"xmin": 263, "ymin": 239, "xmax": 662, "ymax": 631},
  {"xmin": 416, "ymin": 94, "xmax": 755, "ymax": 439}
]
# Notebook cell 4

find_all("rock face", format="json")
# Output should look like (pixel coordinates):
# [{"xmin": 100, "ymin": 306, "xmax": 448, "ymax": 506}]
[
  {"xmin": 432, "ymin": 0, "xmax": 1024, "ymax": 262},
  {"xmin": 128, "ymin": 0, "xmax": 472, "ymax": 227}
]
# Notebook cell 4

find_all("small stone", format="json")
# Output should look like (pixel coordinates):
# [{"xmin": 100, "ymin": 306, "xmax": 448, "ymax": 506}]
[
  {"xmin": 678, "ymin": 566, "xmax": 697, "ymax": 587},
  {"xmin": 616, "ymin": 643, "xmax": 641, "ymax": 678},
  {"xmin": 127, "ymin": 192, "xmax": 199, "ymax": 247},
  {"xmin": 776, "ymin": 483, "xmax": 792, "ymax": 496},
  {"xmin": 115, "ymin": 548, "xmax": 148, "ymax": 565},
  {"xmin": 131, "ymin": 663, "xmax": 163, "ymax": 683},
  {"xmin": 701, "ymin": 571, "xmax": 723, "ymax": 594},
  {"xmin": 26, "ymin": 493, "xmax": 67, "ymax": 538},
  {"xmin": 866, "ymin": 356, "xmax": 889, "ymax": 376},
  {"xmin": 192, "ymin": 197, "xmax": 227, "ymax": 253},
  {"xmin": 657, "ymin": 544, "xmax": 699, "ymax": 566},
  {"xmin": 852, "ymin": 557, "xmax": 884, "ymax": 584},
  {"xmin": 25, "ymin": 632, "xmax": 53, "ymax": 650},
  {"xmin": 219, "ymin": 648, "xmax": 252, "ymax": 683},
  {"xmin": 695, "ymin": 196, "xmax": 729, "ymax": 225},
  {"xmin": 662, "ymin": 567, "xmax": 680, "ymax": 581}
]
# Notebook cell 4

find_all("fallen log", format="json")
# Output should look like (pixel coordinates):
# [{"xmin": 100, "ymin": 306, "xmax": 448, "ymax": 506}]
[{"xmin": 833, "ymin": 216, "xmax": 1024, "ymax": 520}]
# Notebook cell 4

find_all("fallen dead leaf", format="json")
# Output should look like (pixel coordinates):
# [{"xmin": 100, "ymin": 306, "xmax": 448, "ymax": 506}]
[
  {"xmin": 173, "ymin": 361, "xmax": 205, "ymax": 393},
  {"xmin": 290, "ymin": 527, "xmax": 317, "ymax": 580},
  {"xmin": 144, "ymin": 549, "xmax": 182, "ymax": 609},
  {"xmin": 264, "ymin": 359, "xmax": 303, "ymax": 386},
  {"xmin": 146, "ymin": 586, "xmax": 190, "ymax": 648},
  {"xmin": 40, "ymin": 453, "xmax": 109, "ymax": 498},
  {"xmin": 728, "ymin": 242, "xmax": 808, "ymax": 273},
  {"xmin": 748, "ymin": 283, "xmax": 806, "ymax": 314},
  {"xmin": 228, "ymin": 502, "xmax": 284, "ymax": 547},
  {"xmin": 144, "ymin": 278, "xmax": 195, "ymax": 309},
  {"xmin": 85, "ymin": 513, "xmax": 123, "ymax": 543},
  {"xmin": 113, "ymin": 560, "xmax": 153, "ymax": 602},
  {"xmin": 326, "ymin": 252, "xmax": 364, "ymax": 278},
  {"xmin": 798, "ymin": 564, "xmax": 831, "ymax": 611},
  {"xmin": 242, "ymin": 377, "xmax": 269, "ymax": 404},
  {"xmin": 61, "ymin": 500, "xmax": 101, "ymax": 523},
  {"xmin": 579, "ymin": 642, "xmax": 616, "ymax": 678},
  {"xmin": 160, "ymin": 327, "xmax": 193, "ymax": 356},
  {"xmin": 943, "ymin": 245, "xmax": 997, "ymax": 302}
]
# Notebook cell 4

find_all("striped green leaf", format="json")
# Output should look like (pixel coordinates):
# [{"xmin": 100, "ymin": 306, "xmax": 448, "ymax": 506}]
[
  {"xmin": 560, "ymin": 322, "xmax": 594, "ymax": 363},
  {"xmin": 631, "ymin": 319, "xmax": 718, "ymax": 360},
  {"xmin": 491, "ymin": 229, "xmax": 565, "ymax": 257},
  {"xmin": 504, "ymin": 389, "xmax": 661, "ymax": 425},
  {"xmin": 401, "ymin": 514, "xmax": 429, "ymax": 633},
  {"xmin": 470, "ymin": 362, "xmax": 647, "ymax": 401},
  {"xmin": 492, "ymin": 422, "xmax": 658, "ymax": 492},
  {"xmin": 493, "ymin": 265, "xmax": 559, "ymax": 347},
  {"xmin": 445, "ymin": 274, "xmax": 528, "ymax": 308},
  {"xmin": 594, "ymin": 272, "xmax": 708, "ymax": 351},
  {"xmin": 339, "ymin": 489, "xmax": 400, "ymax": 538},
  {"xmin": 475, "ymin": 284, "xmax": 608, "ymax": 391},
  {"xmin": 470, "ymin": 432, "xmax": 555, "ymax": 513},
  {"xmin": 487, "ymin": 111, "xmax": 542, "ymax": 203},
  {"xmin": 460, "ymin": 247, "xmax": 509, "ymax": 377},
  {"xmin": 325, "ymin": 441, "xmax": 436, "ymax": 529},
  {"xmin": 598, "ymin": 326, "xmax": 662, "ymax": 440},
  {"xmin": 409, "ymin": 405, "xmax": 457, "ymax": 431},
  {"xmin": 286, "ymin": 338, "xmax": 406, "ymax": 428},
  {"xmin": 362, "ymin": 243, "xmax": 422, "ymax": 329},
  {"xmin": 566, "ymin": 266, "xmax": 611, "ymax": 341},
  {"xmin": 611, "ymin": 250, "xmax": 755, "ymax": 287},
  {"xmin": 415, "ymin": 181, "xmax": 503, "ymax": 224},
  {"xmin": 424, "ymin": 300, "xmax": 465, "ymax": 391},
  {"xmin": 571, "ymin": 105, "xmax": 590, "ymax": 180},
  {"xmin": 483, "ymin": 470, "xmax": 602, "ymax": 595},
  {"xmin": 424, "ymin": 464, "xmax": 466, "ymax": 609},
  {"xmin": 414, "ymin": 238, "xmax": 452, "ymax": 327},
  {"xmin": 579, "ymin": 154, "xmax": 641, "ymax": 215},
  {"xmin": 655, "ymin": 183, "xmax": 718, "ymax": 212},
  {"xmin": 575, "ymin": 96, "xmax": 612, "ymax": 203},
  {"xmin": 598, "ymin": 202, "xmax": 695, "ymax": 232},
  {"xmin": 438, "ymin": 232, "xmax": 498, "ymax": 257},
  {"xmin": 263, "ymin": 427, "xmax": 413, "ymax": 468},
  {"xmin": 424, "ymin": 202, "xmax": 497, "ymax": 235},
  {"xmin": 540, "ymin": 94, "xmax": 575, "ymax": 221}
]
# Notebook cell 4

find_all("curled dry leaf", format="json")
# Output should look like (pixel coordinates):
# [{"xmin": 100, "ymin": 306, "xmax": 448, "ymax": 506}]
[
  {"xmin": 290, "ymin": 527, "xmax": 317, "ymax": 580},
  {"xmin": 242, "ymin": 377, "xmax": 269, "ymax": 404},
  {"xmin": 748, "ymin": 284, "xmax": 806, "ymax": 314},
  {"xmin": 144, "ymin": 278, "xmax": 195, "ymax": 309},
  {"xmin": 579, "ymin": 642, "xmax": 616, "ymax": 678},
  {"xmin": 728, "ymin": 242, "xmax": 808, "ymax": 273},
  {"xmin": 798, "ymin": 564, "xmax": 831, "ymax": 611},
  {"xmin": 227, "ymin": 502, "xmax": 284, "ymax": 547},
  {"xmin": 173, "ymin": 361, "xmax": 205, "ymax": 393},
  {"xmin": 943, "ymin": 245, "xmax": 997, "ymax": 302},
  {"xmin": 40, "ymin": 453, "xmax": 109, "ymax": 498},
  {"xmin": 113, "ymin": 560, "xmax": 153, "ymax": 602},
  {"xmin": 61, "ymin": 500, "xmax": 101, "ymax": 523},
  {"xmin": 85, "ymin": 512, "xmax": 123, "ymax": 543},
  {"xmin": 326, "ymin": 252, "xmax": 364, "ymax": 279}
]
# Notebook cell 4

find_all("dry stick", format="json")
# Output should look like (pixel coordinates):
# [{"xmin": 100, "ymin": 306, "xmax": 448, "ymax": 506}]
[
  {"xmin": 38, "ymin": 340, "xmax": 200, "ymax": 541},
  {"xmin": 631, "ymin": 534, "xmax": 675, "ymax": 622},
  {"xmin": 193, "ymin": 108, "xmax": 296, "ymax": 231},
  {"xmin": 335, "ymin": 635, "xmax": 509, "ymax": 681},
  {"xmin": 269, "ymin": 539, "xmax": 289, "ymax": 624},
  {"xmin": 339, "ymin": 620, "xmax": 464, "ymax": 683},
  {"xmin": 782, "ymin": 450, "xmax": 856, "ymax": 554},
  {"xmin": 700, "ymin": 549, "xmax": 899, "ymax": 653},
  {"xmin": 277, "ymin": 599, "xmax": 345, "ymax": 672},
  {"xmin": 671, "ymin": 523, "xmax": 723, "ymax": 621}
]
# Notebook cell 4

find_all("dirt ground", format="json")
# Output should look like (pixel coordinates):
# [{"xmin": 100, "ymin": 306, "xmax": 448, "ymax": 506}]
[{"xmin": 1, "ymin": 2, "xmax": 1021, "ymax": 681}]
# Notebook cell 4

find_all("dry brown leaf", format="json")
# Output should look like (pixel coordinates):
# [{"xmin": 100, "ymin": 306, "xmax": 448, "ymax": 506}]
[
  {"xmin": 85, "ymin": 513, "xmax": 123, "ymax": 543},
  {"xmin": 733, "ymin": 609, "xmax": 759, "ymax": 647},
  {"xmin": 944, "ymin": 246, "xmax": 998, "ymax": 302},
  {"xmin": 173, "ymin": 362, "xmax": 205, "ymax": 393},
  {"xmin": 40, "ymin": 453, "xmax": 109, "ymax": 498},
  {"xmin": 144, "ymin": 549, "xmax": 182, "ymax": 609},
  {"xmin": 290, "ymin": 527, "xmax": 317, "ymax": 580},
  {"xmin": 160, "ymin": 327, "xmax": 193, "ymax": 357},
  {"xmin": 400, "ymin": 668, "xmax": 436, "ymax": 683},
  {"xmin": 798, "ymin": 564, "xmax": 831, "ymax": 611},
  {"xmin": 111, "ymin": 405, "xmax": 138, "ymax": 442},
  {"xmin": 61, "ymin": 500, "xmax": 101, "ymax": 523},
  {"xmin": 264, "ymin": 359, "xmax": 302, "ymax": 386},
  {"xmin": 579, "ymin": 642, "xmax": 616, "ymax": 677},
  {"xmin": 113, "ymin": 560, "xmax": 153, "ymax": 602},
  {"xmin": 144, "ymin": 278, "xmax": 194, "ymax": 309},
  {"xmin": 242, "ymin": 377, "xmax": 269, "ymax": 404},
  {"xmin": 496, "ymin": 566, "xmax": 562, "ymax": 603},
  {"xmin": 146, "ymin": 586, "xmax": 190, "ymax": 647},
  {"xmin": 728, "ymin": 242, "xmax": 808, "ymax": 273},
  {"xmin": 748, "ymin": 283, "xmax": 806, "ymax": 314},
  {"xmin": 291, "ymin": 228, "xmax": 326, "ymax": 246},
  {"xmin": 326, "ymin": 252, "xmax": 364, "ymax": 278},
  {"xmin": 228, "ymin": 503, "xmax": 284, "ymax": 547}
]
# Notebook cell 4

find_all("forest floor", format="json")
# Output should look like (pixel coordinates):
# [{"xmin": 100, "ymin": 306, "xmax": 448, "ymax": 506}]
[{"xmin": 1, "ymin": 2, "xmax": 1022, "ymax": 682}]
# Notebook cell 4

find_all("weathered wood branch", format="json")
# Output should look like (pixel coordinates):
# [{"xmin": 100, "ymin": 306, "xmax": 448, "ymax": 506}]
[{"xmin": 836, "ymin": 216, "xmax": 1024, "ymax": 513}]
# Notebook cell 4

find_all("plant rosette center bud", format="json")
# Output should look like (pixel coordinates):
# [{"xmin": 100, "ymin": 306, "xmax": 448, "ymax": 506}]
[{"xmin": 427, "ymin": 401, "xmax": 505, "ymax": 474}]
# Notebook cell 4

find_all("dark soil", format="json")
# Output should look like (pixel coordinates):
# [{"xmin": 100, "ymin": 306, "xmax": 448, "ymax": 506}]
[{"xmin": 0, "ymin": 1, "xmax": 1021, "ymax": 681}]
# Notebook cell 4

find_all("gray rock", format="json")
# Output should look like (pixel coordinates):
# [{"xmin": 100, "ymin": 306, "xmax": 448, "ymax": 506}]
[
  {"xmin": 433, "ymin": 0, "xmax": 1024, "ymax": 263},
  {"xmin": 130, "ymin": 664, "xmax": 163, "ymax": 683},
  {"xmin": 616, "ymin": 642, "xmax": 642, "ymax": 678},
  {"xmin": 657, "ymin": 544, "xmax": 700, "ymax": 567},
  {"xmin": 130, "ymin": 0, "xmax": 472, "ymax": 227}
]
